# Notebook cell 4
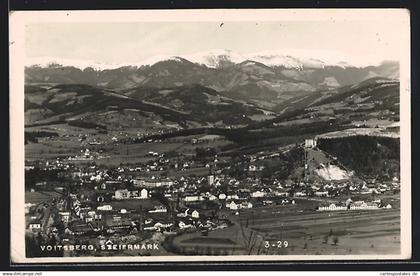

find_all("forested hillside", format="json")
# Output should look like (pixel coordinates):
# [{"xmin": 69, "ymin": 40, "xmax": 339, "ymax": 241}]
[{"xmin": 317, "ymin": 136, "xmax": 400, "ymax": 181}]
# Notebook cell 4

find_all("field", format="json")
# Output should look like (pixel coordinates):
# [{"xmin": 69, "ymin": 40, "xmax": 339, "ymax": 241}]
[
  {"xmin": 25, "ymin": 191, "xmax": 63, "ymax": 204},
  {"xmin": 109, "ymin": 199, "xmax": 161, "ymax": 212},
  {"xmin": 25, "ymin": 128, "xmax": 234, "ymax": 166},
  {"xmin": 241, "ymin": 208, "xmax": 400, "ymax": 255},
  {"xmin": 169, "ymin": 202, "xmax": 400, "ymax": 256},
  {"xmin": 25, "ymin": 124, "xmax": 98, "ymax": 135}
]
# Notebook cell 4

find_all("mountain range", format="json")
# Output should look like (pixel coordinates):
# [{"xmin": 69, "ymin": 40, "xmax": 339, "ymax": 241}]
[
  {"xmin": 24, "ymin": 49, "xmax": 400, "ymax": 133},
  {"xmin": 26, "ymin": 50, "xmax": 399, "ymax": 112},
  {"xmin": 26, "ymin": 49, "xmax": 392, "ymax": 69},
  {"xmin": 26, "ymin": 49, "xmax": 398, "ymax": 88}
]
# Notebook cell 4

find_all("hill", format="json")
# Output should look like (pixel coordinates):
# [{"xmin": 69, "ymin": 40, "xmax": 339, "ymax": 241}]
[
  {"xmin": 24, "ymin": 84, "xmax": 191, "ymax": 129},
  {"xmin": 317, "ymin": 135, "xmax": 400, "ymax": 181},
  {"xmin": 24, "ymin": 83, "xmax": 270, "ymax": 129},
  {"xmin": 25, "ymin": 53, "xmax": 399, "ymax": 111}
]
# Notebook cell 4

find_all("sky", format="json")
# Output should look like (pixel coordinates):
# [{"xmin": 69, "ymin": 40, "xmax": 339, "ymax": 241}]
[{"xmin": 25, "ymin": 20, "xmax": 406, "ymax": 64}]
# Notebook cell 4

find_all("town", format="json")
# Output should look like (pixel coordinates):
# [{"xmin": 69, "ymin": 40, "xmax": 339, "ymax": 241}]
[{"xmin": 24, "ymin": 133, "xmax": 401, "ymax": 257}]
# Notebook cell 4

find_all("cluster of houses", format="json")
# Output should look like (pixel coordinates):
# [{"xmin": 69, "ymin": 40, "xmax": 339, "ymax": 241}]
[
  {"xmin": 36, "ymin": 184, "xmax": 224, "ymax": 237},
  {"xmin": 56, "ymin": 198, "xmax": 222, "ymax": 236},
  {"xmin": 318, "ymin": 198, "xmax": 392, "ymax": 211},
  {"xmin": 132, "ymin": 178, "xmax": 173, "ymax": 188},
  {"xmin": 226, "ymin": 201, "xmax": 253, "ymax": 210},
  {"xmin": 114, "ymin": 188, "xmax": 149, "ymax": 200},
  {"xmin": 67, "ymin": 148, "xmax": 109, "ymax": 161},
  {"xmin": 25, "ymin": 135, "xmax": 401, "ymax": 243}
]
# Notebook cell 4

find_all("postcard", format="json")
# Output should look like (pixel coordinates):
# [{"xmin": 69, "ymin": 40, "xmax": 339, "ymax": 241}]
[{"xmin": 9, "ymin": 9, "xmax": 411, "ymax": 263}]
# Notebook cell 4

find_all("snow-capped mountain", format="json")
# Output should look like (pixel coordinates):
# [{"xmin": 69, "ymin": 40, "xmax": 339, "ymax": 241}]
[
  {"xmin": 26, "ymin": 50, "xmax": 244, "ymax": 70},
  {"xmin": 249, "ymin": 49, "xmax": 352, "ymax": 69},
  {"xmin": 25, "ymin": 57, "xmax": 125, "ymax": 71},
  {"xmin": 181, "ymin": 49, "xmax": 246, "ymax": 68},
  {"xmin": 25, "ymin": 49, "xmax": 399, "ymax": 100},
  {"xmin": 26, "ymin": 49, "xmax": 391, "ymax": 70}
]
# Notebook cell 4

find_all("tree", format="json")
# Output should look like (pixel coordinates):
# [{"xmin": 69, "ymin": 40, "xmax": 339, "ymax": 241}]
[{"xmin": 332, "ymin": 236, "xmax": 339, "ymax": 246}]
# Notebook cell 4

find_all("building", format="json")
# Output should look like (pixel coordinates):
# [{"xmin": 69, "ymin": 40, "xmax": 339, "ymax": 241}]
[
  {"xmin": 275, "ymin": 191, "xmax": 289, "ymax": 197},
  {"xmin": 227, "ymin": 201, "xmax": 239, "ymax": 210},
  {"xmin": 184, "ymin": 209, "xmax": 199, "ymax": 219},
  {"xmin": 314, "ymin": 191, "xmax": 329, "ymax": 197},
  {"xmin": 140, "ymin": 188, "xmax": 149, "ymax": 199},
  {"xmin": 184, "ymin": 195, "xmax": 202, "ymax": 202},
  {"xmin": 208, "ymin": 194, "xmax": 218, "ymax": 201},
  {"xmin": 58, "ymin": 211, "xmax": 71, "ymax": 223},
  {"xmin": 240, "ymin": 202, "xmax": 253, "ymax": 209},
  {"xmin": 305, "ymin": 138, "xmax": 317, "ymax": 148},
  {"xmin": 294, "ymin": 191, "xmax": 307, "ymax": 197},
  {"xmin": 318, "ymin": 200, "xmax": 380, "ymax": 211},
  {"xmin": 318, "ymin": 203, "xmax": 347, "ymax": 211},
  {"xmin": 251, "ymin": 191, "xmax": 265, "ymax": 198},
  {"xmin": 178, "ymin": 220, "xmax": 193, "ymax": 229},
  {"xmin": 207, "ymin": 175, "xmax": 215, "ymax": 185},
  {"xmin": 227, "ymin": 194, "xmax": 239, "ymax": 200},
  {"xmin": 67, "ymin": 223, "xmax": 92, "ymax": 235},
  {"xmin": 133, "ymin": 178, "xmax": 173, "ymax": 188},
  {"xmin": 28, "ymin": 222, "xmax": 42, "ymax": 231},
  {"xmin": 148, "ymin": 205, "xmax": 168, "ymax": 213},
  {"xmin": 350, "ymin": 201, "xmax": 379, "ymax": 210},
  {"xmin": 114, "ymin": 189, "xmax": 130, "ymax": 200},
  {"xmin": 97, "ymin": 205, "xmax": 113, "ymax": 211},
  {"xmin": 191, "ymin": 210, "xmax": 200, "ymax": 219},
  {"xmin": 112, "ymin": 189, "xmax": 147, "ymax": 200},
  {"xmin": 105, "ymin": 216, "xmax": 134, "ymax": 232},
  {"xmin": 130, "ymin": 190, "xmax": 140, "ymax": 198},
  {"xmin": 154, "ymin": 221, "xmax": 173, "ymax": 230}
]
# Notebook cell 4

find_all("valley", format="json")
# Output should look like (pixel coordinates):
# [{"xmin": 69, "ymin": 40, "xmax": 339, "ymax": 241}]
[{"xmin": 23, "ymin": 51, "xmax": 401, "ymax": 258}]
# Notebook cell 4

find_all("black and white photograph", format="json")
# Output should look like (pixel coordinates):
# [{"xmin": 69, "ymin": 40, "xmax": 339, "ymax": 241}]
[{"xmin": 9, "ymin": 9, "xmax": 411, "ymax": 262}]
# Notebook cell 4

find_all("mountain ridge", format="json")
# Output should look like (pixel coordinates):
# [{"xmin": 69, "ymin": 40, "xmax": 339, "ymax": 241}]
[
  {"xmin": 25, "ymin": 50, "xmax": 400, "ymax": 116},
  {"xmin": 26, "ymin": 49, "xmax": 397, "ymax": 70}
]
